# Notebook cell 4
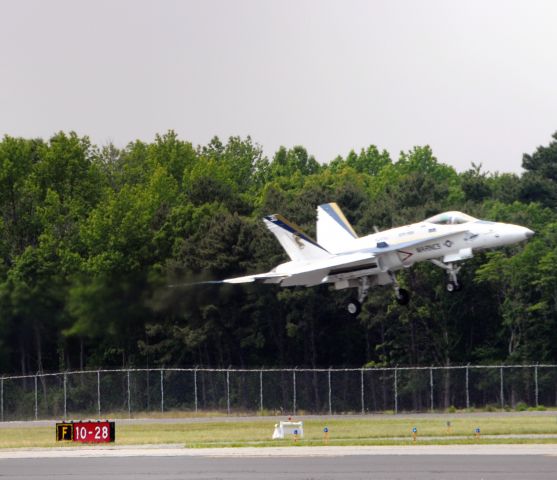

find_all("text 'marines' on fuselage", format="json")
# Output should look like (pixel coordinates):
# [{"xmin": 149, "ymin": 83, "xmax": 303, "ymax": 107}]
[{"xmin": 217, "ymin": 203, "xmax": 534, "ymax": 315}]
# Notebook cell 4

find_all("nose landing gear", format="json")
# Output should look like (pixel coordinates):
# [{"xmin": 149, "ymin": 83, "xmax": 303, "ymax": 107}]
[
  {"xmin": 431, "ymin": 259, "xmax": 462, "ymax": 292},
  {"xmin": 445, "ymin": 280, "xmax": 462, "ymax": 292}
]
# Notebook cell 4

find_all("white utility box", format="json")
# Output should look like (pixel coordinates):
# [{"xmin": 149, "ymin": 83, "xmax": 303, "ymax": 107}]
[{"xmin": 272, "ymin": 421, "xmax": 304, "ymax": 439}]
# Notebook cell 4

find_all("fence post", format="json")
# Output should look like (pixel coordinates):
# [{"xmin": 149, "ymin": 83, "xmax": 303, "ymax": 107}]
[
  {"xmin": 160, "ymin": 369, "xmax": 164, "ymax": 413},
  {"xmin": 394, "ymin": 367, "xmax": 398, "ymax": 414},
  {"xmin": 429, "ymin": 368, "xmax": 434, "ymax": 412},
  {"xmin": 127, "ymin": 370, "xmax": 131, "ymax": 418},
  {"xmin": 226, "ymin": 368, "xmax": 230, "ymax": 415},
  {"xmin": 259, "ymin": 370, "xmax": 263, "ymax": 413},
  {"xmin": 34, "ymin": 375, "xmax": 38, "ymax": 420},
  {"xmin": 293, "ymin": 369, "xmax": 297, "ymax": 415},
  {"xmin": 0, "ymin": 377, "xmax": 3, "ymax": 422},
  {"xmin": 466, "ymin": 364, "xmax": 470, "ymax": 410},
  {"xmin": 328, "ymin": 367, "xmax": 332, "ymax": 415},
  {"xmin": 360, "ymin": 368, "xmax": 365, "ymax": 414},
  {"xmin": 97, "ymin": 371, "xmax": 101, "ymax": 417},
  {"xmin": 500, "ymin": 366, "xmax": 504, "ymax": 409},
  {"xmin": 534, "ymin": 364, "xmax": 539, "ymax": 407},
  {"xmin": 194, "ymin": 368, "xmax": 198, "ymax": 413},
  {"xmin": 63, "ymin": 373, "xmax": 67, "ymax": 419}
]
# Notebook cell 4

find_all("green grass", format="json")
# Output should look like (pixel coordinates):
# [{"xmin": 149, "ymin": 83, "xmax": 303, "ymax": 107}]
[{"xmin": 3, "ymin": 415, "xmax": 557, "ymax": 449}]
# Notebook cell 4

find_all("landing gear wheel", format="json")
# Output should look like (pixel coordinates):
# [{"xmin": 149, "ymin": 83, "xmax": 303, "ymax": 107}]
[
  {"xmin": 430, "ymin": 260, "xmax": 463, "ymax": 294},
  {"xmin": 395, "ymin": 288, "xmax": 410, "ymax": 306},
  {"xmin": 347, "ymin": 299, "xmax": 361, "ymax": 316}
]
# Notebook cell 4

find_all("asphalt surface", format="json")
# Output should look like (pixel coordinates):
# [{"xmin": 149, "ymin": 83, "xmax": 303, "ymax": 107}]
[{"xmin": 2, "ymin": 454, "xmax": 557, "ymax": 480}]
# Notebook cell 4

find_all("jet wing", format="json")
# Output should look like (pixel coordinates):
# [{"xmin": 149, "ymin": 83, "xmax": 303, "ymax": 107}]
[
  {"xmin": 222, "ymin": 272, "xmax": 287, "ymax": 284},
  {"xmin": 278, "ymin": 252, "xmax": 378, "ymax": 287},
  {"xmin": 223, "ymin": 251, "xmax": 378, "ymax": 288},
  {"xmin": 168, "ymin": 271, "xmax": 288, "ymax": 288}
]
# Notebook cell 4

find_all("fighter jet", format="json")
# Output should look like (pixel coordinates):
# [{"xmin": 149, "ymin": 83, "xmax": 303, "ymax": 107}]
[{"xmin": 215, "ymin": 203, "xmax": 534, "ymax": 314}]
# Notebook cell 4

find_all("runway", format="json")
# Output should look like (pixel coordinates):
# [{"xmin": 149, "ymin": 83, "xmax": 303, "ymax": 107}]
[
  {"xmin": 2, "ymin": 454, "xmax": 557, "ymax": 480},
  {"xmin": 2, "ymin": 446, "xmax": 557, "ymax": 479}
]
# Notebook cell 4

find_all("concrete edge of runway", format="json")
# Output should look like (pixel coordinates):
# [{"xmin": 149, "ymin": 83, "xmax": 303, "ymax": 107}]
[{"xmin": 1, "ymin": 444, "xmax": 557, "ymax": 459}]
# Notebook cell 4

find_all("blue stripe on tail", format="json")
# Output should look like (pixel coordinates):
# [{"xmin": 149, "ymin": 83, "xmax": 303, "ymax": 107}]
[{"xmin": 264, "ymin": 215, "xmax": 328, "ymax": 252}]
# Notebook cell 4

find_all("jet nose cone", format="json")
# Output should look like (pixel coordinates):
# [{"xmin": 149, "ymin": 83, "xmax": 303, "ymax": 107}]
[{"xmin": 524, "ymin": 228, "xmax": 535, "ymax": 239}]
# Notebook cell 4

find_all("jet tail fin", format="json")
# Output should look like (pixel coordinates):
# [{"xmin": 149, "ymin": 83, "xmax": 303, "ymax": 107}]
[
  {"xmin": 263, "ymin": 214, "xmax": 331, "ymax": 262},
  {"xmin": 317, "ymin": 203, "xmax": 359, "ymax": 253}
]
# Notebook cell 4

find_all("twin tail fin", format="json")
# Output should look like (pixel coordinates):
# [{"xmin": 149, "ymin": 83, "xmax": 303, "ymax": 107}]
[
  {"xmin": 316, "ymin": 202, "xmax": 359, "ymax": 253},
  {"xmin": 263, "ymin": 214, "xmax": 331, "ymax": 262},
  {"xmin": 264, "ymin": 202, "xmax": 358, "ymax": 261}
]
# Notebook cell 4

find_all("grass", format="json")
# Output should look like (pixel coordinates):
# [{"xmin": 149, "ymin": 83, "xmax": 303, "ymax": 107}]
[{"xmin": 2, "ymin": 415, "xmax": 557, "ymax": 449}]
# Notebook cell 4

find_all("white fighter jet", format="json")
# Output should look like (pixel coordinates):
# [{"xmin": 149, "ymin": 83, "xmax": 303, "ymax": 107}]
[{"xmin": 216, "ymin": 203, "xmax": 534, "ymax": 314}]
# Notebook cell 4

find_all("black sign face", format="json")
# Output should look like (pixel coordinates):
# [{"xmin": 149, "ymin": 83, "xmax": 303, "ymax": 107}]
[{"xmin": 56, "ymin": 423, "xmax": 73, "ymax": 441}]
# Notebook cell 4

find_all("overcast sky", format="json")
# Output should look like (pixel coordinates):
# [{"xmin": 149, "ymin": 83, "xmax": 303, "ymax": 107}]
[{"xmin": 1, "ymin": 0, "xmax": 556, "ymax": 172}]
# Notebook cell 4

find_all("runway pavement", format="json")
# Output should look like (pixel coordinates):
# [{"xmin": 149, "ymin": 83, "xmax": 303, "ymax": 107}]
[
  {"xmin": 2, "ymin": 444, "xmax": 557, "ymax": 458},
  {"xmin": 1, "ymin": 451, "xmax": 557, "ymax": 480},
  {"xmin": 2, "ymin": 445, "xmax": 557, "ymax": 479}
]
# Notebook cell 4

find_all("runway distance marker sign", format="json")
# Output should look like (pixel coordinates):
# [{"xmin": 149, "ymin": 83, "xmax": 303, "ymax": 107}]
[{"xmin": 56, "ymin": 421, "xmax": 115, "ymax": 443}]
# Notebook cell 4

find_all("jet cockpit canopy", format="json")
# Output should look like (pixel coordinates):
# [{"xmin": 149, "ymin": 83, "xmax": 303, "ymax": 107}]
[{"xmin": 425, "ymin": 211, "xmax": 477, "ymax": 225}]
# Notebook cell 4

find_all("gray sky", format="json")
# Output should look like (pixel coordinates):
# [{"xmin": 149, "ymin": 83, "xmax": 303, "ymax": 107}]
[{"xmin": 1, "ymin": 0, "xmax": 557, "ymax": 172}]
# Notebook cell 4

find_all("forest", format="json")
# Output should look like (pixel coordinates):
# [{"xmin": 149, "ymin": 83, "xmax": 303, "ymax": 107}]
[{"xmin": 1, "ymin": 131, "xmax": 557, "ymax": 376}]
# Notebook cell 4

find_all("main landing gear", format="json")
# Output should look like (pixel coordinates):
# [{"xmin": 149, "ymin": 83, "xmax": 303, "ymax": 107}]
[
  {"xmin": 389, "ymin": 271, "xmax": 410, "ymax": 306},
  {"xmin": 346, "ymin": 274, "xmax": 410, "ymax": 315},
  {"xmin": 346, "ymin": 277, "xmax": 370, "ymax": 315},
  {"xmin": 347, "ymin": 299, "xmax": 362, "ymax": 315},
  {"xmin": 430, "ymin": 259, "xmax": 462, "ymax": 293},
  {"xmin": 345, "ymin": 261, "xmax": 464, "ymax": 315},
  {"xmin": 395, "ymin": 287, "xmax": 411, "ymax": 305}
]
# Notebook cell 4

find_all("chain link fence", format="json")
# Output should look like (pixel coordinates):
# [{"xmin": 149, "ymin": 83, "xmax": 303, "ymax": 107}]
[{"xmin": 1, "ymin": 365, "xmax": 556, "ymax": 421}]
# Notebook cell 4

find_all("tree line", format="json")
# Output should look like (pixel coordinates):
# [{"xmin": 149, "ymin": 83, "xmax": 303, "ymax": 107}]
[{"xmin": 1, "ymin": 131, "xmax": 556, "ymax": 375}]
